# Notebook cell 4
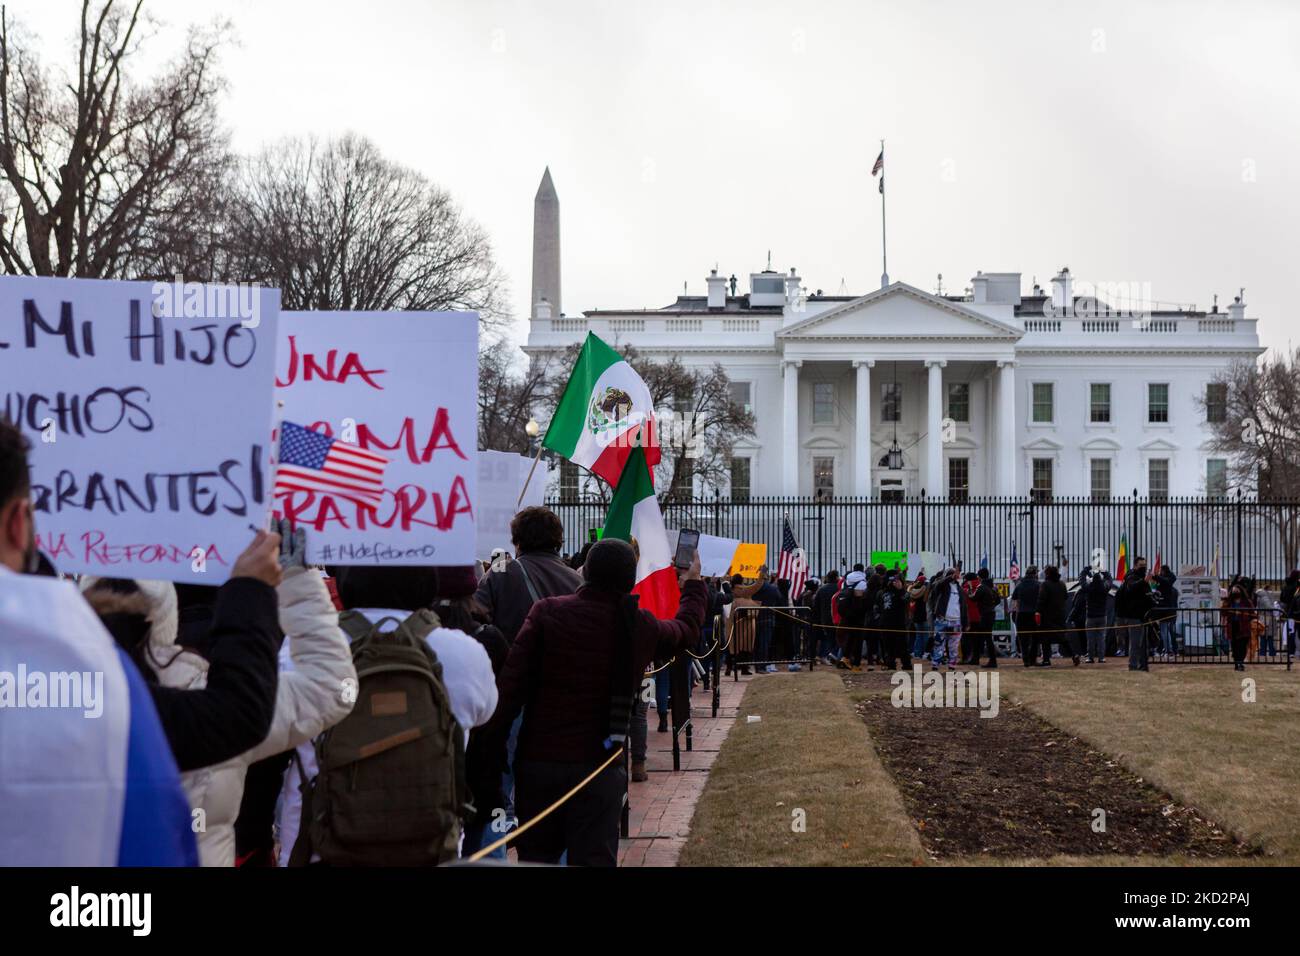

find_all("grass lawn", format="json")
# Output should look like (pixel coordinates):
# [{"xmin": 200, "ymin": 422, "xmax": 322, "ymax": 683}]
[
  {"xmin": 995, "ymin": 663, "xmax": 1300, "ymax": 863},
  {"xmin": 677, "ymin": 670, "xmax": 925, "ymax": 866}
]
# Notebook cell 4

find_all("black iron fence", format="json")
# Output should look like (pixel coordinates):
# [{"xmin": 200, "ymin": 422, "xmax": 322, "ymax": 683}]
[{"xmin": 548, "ymin": 493, "xmax": 1300, "ymax": 586}]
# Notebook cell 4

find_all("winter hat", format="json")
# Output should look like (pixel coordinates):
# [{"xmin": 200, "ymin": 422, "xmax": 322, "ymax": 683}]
[{"xmin": 80, "ymin": 577, "xmax": 179, "ymax": 649}]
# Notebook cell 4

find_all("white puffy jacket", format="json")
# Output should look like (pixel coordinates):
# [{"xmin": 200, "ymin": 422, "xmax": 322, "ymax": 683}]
[{"xmin": 85, "ymin": 568, "xmax": 357, "ymax": 867}]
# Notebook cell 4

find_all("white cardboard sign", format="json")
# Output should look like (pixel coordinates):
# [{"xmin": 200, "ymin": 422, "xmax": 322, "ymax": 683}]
[
  {"xmin": 3, "ymin": 276, "xmax": 280, "ymax": 583},
  {"xmin": 274, "ymin": 311, "xmax": 479, "ymax": 566},
  {"xmin": 476, "ymin": 450, "xmax": 548, "ymax": 560}
]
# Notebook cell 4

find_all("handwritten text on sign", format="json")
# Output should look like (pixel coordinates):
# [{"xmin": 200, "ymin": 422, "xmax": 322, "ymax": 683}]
[
  {"xmin": 1, "ymin": 276, "xmax": 281, "ymax": 582},
  {"xmin": 274, "ymin": 311, "xmax": 478, "ymax": 565}
]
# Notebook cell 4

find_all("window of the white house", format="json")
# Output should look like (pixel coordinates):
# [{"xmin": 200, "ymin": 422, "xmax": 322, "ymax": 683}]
[
  {"xmin": 729, "ymin": 381, "xmax": 753, "ymax": 416},
  {"xmin": 752, "ymin": 276, "xmax": 784, "ymax": 295},
  {"xmin": 948, "ymin": 457, "xmax": 969, "ymax": 502},
  {"xmin": 730, "ymin": 457, "xmax": 751, "ymax": 502},
  {"xmin": 1149, "ymin": 458, "xmax": 1169, "ymax": 501},
  {"xmin": 559, "ymin": 460, "xmax": 580, "ymax": 501},
  {"xmin": 1032, "ymin": 458, "xmax": 1053, "ymax": 501},
  {"xmin": 1148, "ymin": 382, "xmax": 1169, "ymax": 423},
  {"xmin": 1206, "ymin": 458, "xmax": 1228, "ymax": 498},
  {"xmin": 813, "ymin": 382, "xmax": 835, "ymax": 424},
  {"xmin": 1089, "ymin": 383, "xmax": 1111, "ymax": 423},
  {"xmin": 1090, "ymin": 458, "xmax": 1112, "ymax": 501},
  {"xmin": 672, "ymin": 458, "xmax": 694, "ymax": 498},
  {"xmin": 813, "ymin": 456, "xmax": 835, "ymax": 500},
  {"xmin": 1032, "ymin": 382, "xmax": 1054, "ymax": 423},
  {"xmin": 1206, "ymin": 383, "xmax": 1227, "ymax": 424},
  {"xmin": 881, "ymin": 382, "xmax": 901, "ymax": 423},
  {"xmin": 947, "ymin": 383, "xmax": 969, "ymax": 423}
]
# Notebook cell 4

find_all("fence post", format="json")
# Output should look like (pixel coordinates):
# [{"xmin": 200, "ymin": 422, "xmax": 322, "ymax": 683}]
[
  {"xmin": 1129, "ymin": 487, "xmax": 1139, "ymax": 564},
  {"xmin": 920, "ymin": 489, "xmax": 928, "ymax": 552},
  {"xmin": 1028, "ymin": 496, "xmax": 1036, "ymax": 568},
  {"xmin": 1235, "ymin": 490, "xmax": 1243, "ymax": 576}
]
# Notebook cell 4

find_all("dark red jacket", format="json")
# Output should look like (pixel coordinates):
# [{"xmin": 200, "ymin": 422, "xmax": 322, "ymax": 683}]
[{"xmin": 486, "ymin": 579, "xmax": 707, "ymax": 766}]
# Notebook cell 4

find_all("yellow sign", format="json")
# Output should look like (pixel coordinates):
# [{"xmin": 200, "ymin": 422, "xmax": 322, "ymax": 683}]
[
  {"xmin": 995, "ymin": 582, "xmax": 1010, "ymax": 598},
  {"xmin": 727, "ymin": 543, "xmax": 768, "ymax": 578}
]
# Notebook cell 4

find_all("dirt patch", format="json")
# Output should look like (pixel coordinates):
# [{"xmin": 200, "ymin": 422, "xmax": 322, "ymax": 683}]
[{"xmin": 844, "ymin": 671, "xmax": 1261, "ymax": 861}]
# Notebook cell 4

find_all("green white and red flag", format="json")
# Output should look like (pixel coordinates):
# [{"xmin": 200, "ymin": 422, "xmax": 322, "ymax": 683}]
[
  {"xmin": 602, "ymin": 445, "xmax": 680, "ymax": 619},
  {"xmin": 542, "ymin": 332, "xmax": 659, "ymax": 486}
]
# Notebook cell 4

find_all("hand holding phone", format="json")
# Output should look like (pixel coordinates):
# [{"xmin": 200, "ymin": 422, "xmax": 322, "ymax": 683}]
[{"xmin": 673, "ymin": 528, "xmax": 701, "ymax": 571}]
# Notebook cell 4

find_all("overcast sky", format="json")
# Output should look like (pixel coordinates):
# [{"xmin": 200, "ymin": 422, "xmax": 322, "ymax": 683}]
[{"xmin": 12, "ymin": 0, "xmax": 1300, "ymax": 353}]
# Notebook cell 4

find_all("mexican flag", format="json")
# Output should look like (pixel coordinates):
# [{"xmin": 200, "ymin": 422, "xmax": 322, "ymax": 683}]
[
  {"xmin": 543, "ymin": 332, "xmax": 659, "ymax": 486},
  {"xmin": 602, "ymin": 445, "xmax": 680, "ymax": 619},
  {"xmin": 1116, "ymin": 532, "xmax": 1128, "ymax": 579}
]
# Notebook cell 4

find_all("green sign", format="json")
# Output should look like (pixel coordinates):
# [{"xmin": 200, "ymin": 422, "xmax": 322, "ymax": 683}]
[{"xmin": 870, "ymin": 550, "xmax": 908, "ymax": 573}]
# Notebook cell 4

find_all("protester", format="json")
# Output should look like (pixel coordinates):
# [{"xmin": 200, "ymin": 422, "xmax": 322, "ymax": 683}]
[
  {"xmin": 907, "ymin": 573, "xmax": 930, "ymax": 660},
  {"xmin": 1084, "ymin": 568, "xmax": 1112, "ymax": 663},
  {"xmin": 1154, "ymin": 567, "xmax": 1180, "ymax": 658},
  {"xmin": 0, "ymin": 418, "xmax": 197, "ymax": 866},
  {"xmin": 813, "ymin": 570, "xmax": 841, "ymax": 663},
  {"xmin": 474, "ymin": 506, "xmax": 583, "ymax": 644},
  {"xmin": 836, "ymin": 572, "xmax": 871, "ymax": 671},
  {"xmin": 281, "ymin": 565, "xmax": 498, "ymax": 866},
  {"xmin": 973, "ymin": 569, "xmax": 1000, "ymax": 668},
  {"xmin": 754, "ymin": 566, "xmax": 784, "ymax": 673},
  {"xmin": 960, "ymin": 571, "xmax": 982, "ymax": 664},
  {"xmin": 1223, "ymin": 581, "xmax": 1255, "ymax": 671},
  {"xmin": 876, "ymin": 573, "xmax": 912, "ymax": 670},
  {"xmin": 926, "ymin": 566, "xmax": 966, "ymax": 670},
  {"xmin": 1116, "ymin": 559, "xmax": 1156, "ymax": 671},
  {"xmin": 1036, "ymin": 565, "xmax": 1073, "ymax": 666},
  {"xmin": 81, "ymin": 521, "xmax": 357, "ymax": 867},
  {"xmin": 477, "ymin": 539, "xmax": 706, "ymax": 866},
  {"xmin": 1011, "ymin": 566, "xmax": 1042, "ymax": 666}
]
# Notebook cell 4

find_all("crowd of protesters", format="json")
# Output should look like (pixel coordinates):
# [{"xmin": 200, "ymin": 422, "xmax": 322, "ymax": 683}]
[
  {"xmin": 0, "ymin": 418, "xmax": 705, "ymax": 868},
  {"xmin": 702, "ymin": 554, "xmax": 1298, "ymax": 676}
]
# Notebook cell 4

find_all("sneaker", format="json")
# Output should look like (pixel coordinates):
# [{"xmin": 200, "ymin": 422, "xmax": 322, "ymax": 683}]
[
  {"xmin": 657, "ymin": 714, "xmax": 669, "ymax": 733},
  {"xmin": 835, "ymin": 658, "xmax": 851, "ymax": 670},
  {"xmin": 850, "ymin": 665, "xmax": 863, "ymax": 672},
  {"xmin": 767, "ymin": 664, "xmax": 778, "ymax": 673},
  {"xmin": 788, "ymin": 663, "xmax": 801, "ymax": 672},
  {"xmin": 631, "ymin": 760, "xmax": 648, "ymax": 783}
]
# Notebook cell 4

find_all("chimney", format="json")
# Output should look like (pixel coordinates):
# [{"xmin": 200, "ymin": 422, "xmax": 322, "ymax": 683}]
[
  {"xmin": 1051, "ymin": 267, "xmax": 1073, "ymax": 315},
  {"xmin": 706, "ymin": 269, "xmax": 727, "ymax": 309},
  {"xmin": 1227, "ymin": 290, "xmax": 1245, "ymax": 320},
  {"xmin": 784, "ymin": 267, "xmax": 802, "ymax": 303},
  {"xmin": 971, "ymin": 270, "xmax": 988, "ymax": 304}
]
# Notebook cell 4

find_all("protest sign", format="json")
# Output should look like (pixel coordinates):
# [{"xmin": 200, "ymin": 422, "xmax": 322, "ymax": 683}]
[
  {"xmin": 728, "ymin": 542, "xmax": 767, "ymax": 578},
  {"xmin": 1, "ymin": 276, "xmax": 280, "ymax": 583},
  {"xmin": 476, "ymin": 450, "xmax": 548, "ymax": 560},
  {"xmin": 274, "ymin": 311, "xmax": 478, "ymax": 566}
]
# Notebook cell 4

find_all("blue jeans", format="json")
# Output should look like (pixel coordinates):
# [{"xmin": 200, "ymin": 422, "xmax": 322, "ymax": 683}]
[
  {"xmin": 912, "ymin": 621, "xmax": 929, "ymax": 659},
  {"xmin": 756, "ymin": 617, "xmax": 773, "ymax": 663},
  {"xmin": 932, "ymin": 618, "xmax": 960, "ymax": 666},
  {"xmin": 654, "ymin": 669, "xmax": 670, "ymax": 716},
  {"xmin": 461, "ymin": 819, "xmax": 508, "ymax": 860}
]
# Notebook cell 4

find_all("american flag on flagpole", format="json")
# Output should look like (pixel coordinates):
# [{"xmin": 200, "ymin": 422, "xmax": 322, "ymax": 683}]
[
  {"xmin": 871, "ymin": 150, "xmax": 883, "ymax": 176},
  {"xmin": 1008, "ymin": 541, "xmax": 1021, "ymax": 582},
  {"xmin": 273, "ymin": 421, "xmax": 389, "ymax": 510},
  {"xmin": 777, "ymin": 515, "xmax": 808, "ymax": 599}
]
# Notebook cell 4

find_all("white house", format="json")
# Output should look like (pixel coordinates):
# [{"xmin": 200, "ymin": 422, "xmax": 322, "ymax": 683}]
[{"xmin": 522, "ymin": 171, "xmax": 1264, "ymax": 500}]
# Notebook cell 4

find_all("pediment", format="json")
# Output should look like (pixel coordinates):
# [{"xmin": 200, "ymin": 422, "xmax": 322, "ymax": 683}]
[{"xmin": 779, "ymin": 282, "xmax": 1023, "ymax": 340}]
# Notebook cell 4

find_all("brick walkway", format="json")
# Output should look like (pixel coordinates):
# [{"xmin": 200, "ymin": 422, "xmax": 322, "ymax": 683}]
[{"xmin": 617, "ymin": 671, "xmax": 753, "ymax": 867}]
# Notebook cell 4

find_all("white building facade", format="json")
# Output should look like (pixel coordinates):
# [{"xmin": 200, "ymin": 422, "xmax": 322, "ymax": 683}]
[{"xmin": 522, "ymin": 175, "xmax": 1263, "ymax": 500}]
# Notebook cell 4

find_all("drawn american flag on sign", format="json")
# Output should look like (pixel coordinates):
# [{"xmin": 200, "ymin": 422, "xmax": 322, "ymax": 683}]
[
  {"xmin": 273, "ymin": 421, "xmax": 389, "ymax": 510},
  {"xmin": 777, "ymin": 516, "xmax": 807, "ymax": 599}
]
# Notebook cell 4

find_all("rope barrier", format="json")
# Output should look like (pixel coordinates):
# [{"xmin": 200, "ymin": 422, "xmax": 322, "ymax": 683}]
[
  {"xmin": 466, "ymin": 745, "xmax": 625, "ymax": 862},
  {"xmin": 761, "ymin": 605, "xmax": 1229, "ymax": 638}
]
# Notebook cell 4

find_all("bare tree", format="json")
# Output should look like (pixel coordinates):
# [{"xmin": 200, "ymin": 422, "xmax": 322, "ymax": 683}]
[
  {"xmin": 478, "ymin": 337, "xmax": 551, "ymax": 453},
  {"xmin": 226, "ymin": 134, "xmax": 506, "ymax": 325},
  {"xmin": 1199, "ymin": 348, "xmax": 1300, "ymax": 567},
  {"xmin": 0, "ymin": 1, "xmax": 232, "ymax": 278}
]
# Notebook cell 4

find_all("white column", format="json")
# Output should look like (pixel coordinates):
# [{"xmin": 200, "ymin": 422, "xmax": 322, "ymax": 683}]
[
  {"xmin": 926, "ymin": 359, "xmax": 946, "ymax": 496},
  {"xmin": 853, "ymin": 360, "xmax": 874, "ymax": 496},
  {"xmin": 998, "ymin": 360, "xmax": 1017, "ymax": 495},
  {"xmin": 782, "ymin": 359, "xmax": 801, "ymax": 495}
]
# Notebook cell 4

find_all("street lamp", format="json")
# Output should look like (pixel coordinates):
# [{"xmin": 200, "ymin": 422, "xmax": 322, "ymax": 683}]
[{"xmin": 525, "ymin": 418, "xmax": 540, "ymax": 439}]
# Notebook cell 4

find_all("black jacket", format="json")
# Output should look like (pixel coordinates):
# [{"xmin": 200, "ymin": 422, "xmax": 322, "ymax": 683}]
[
  {"xmin": 150, "ymin": 578, "xmax": 280, "ymax": 772},
  {"xmin": 1068, "ymin": 584, "xmax": 1089, "ymax": 626},
  {"xmin": 1011, "ymin": 576, "xmax": 1041, "ymax": 624},
  {"xmin": 975, "ymin": 581, "xmax": 1000, "ymax": 622},
  {"xmin": 1085, "ymin": 572, "xmax": 1112, "ymax": 617},
  {"xmin": 813, "ymin": 582, "xmax": 839, "ymax": 627},
  {"xmin": 875, "ymin": 584, "xmax": 910, "ymax": 631},
  {"xmin": 926, "ymin": 576, "xmax": 970, "ymax": 628},
  {"xmin": 1115, "ymin": 570, "xmax": 1156, "ymax": 619},
  {"xmin": 474, "ymin": 550, "xmax": 583, "ymax": 644},
  {"xmin": 1036, "ymin": 579, "xmax": 1069, "ymax": 628}
]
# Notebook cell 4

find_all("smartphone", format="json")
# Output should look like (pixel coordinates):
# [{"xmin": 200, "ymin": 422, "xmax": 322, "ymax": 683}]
[{"xmin": 673, "ymin": 528, "xmax": 701, "ymax": 570}]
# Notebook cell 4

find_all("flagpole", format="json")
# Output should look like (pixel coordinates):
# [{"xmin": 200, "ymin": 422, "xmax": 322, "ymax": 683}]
[
  {"xmin": 879, "ymin": 138, "xmax": 888, "ymax": 289},
  {"xmin": 517, "ymin": 440, "xmax": 545, "ymax": 509}
]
